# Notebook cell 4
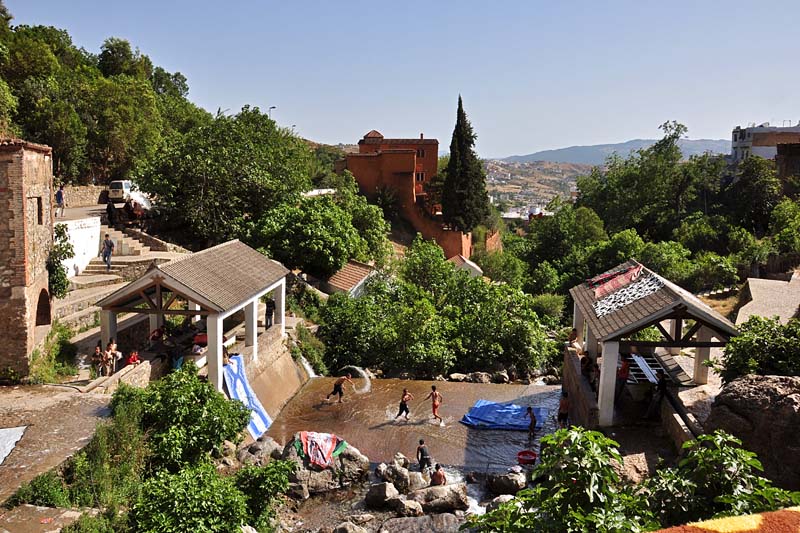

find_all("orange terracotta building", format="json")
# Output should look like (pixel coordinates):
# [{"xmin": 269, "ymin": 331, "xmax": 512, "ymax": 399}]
[{"xmin": 340, "ymin": 130, "xmax": 472, "ymax": 259}]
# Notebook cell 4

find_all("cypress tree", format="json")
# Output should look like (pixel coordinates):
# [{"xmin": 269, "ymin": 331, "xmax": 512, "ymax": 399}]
[{"xmin": 442, "ymin": 95, "xmax": 490, "ymax": 233}]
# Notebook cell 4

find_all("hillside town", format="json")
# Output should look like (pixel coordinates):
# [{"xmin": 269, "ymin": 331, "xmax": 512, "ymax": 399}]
[{"xmin": 1, "ymin": 2, "xmax": 800, "ymax": 533}]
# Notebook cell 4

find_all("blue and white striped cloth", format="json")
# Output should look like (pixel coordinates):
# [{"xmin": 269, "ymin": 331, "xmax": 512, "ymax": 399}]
[{"xmin": 223, "ymin": 355, "xmax": 272, "ymax": 439}]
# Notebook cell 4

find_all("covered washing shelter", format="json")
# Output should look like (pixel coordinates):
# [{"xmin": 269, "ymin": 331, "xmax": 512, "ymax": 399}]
[
  {"xmin": 97, "ymin": 240, "xmax": 289, "ymax": 391},
  {"xmin": 569, "ymin": 260, "xmax": 738, "ymax": 426}
]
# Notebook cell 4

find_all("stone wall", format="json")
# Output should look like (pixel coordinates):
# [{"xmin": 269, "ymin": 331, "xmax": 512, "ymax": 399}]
[
  {"xmin": 123, "ymin": 228, "xmax": 190, "ymax": 253},
  {"xmin": 562, "ymin": 347, "xmax": 599, "ymax": 428},
  {"xmin": 60, "ymin": 217, "xmax": 101, "ymax": 278},
  {"xmin": 0, "ymin": 142, "xmax": 53, "ymax": 376},
  {"xmin": 63, "ymin": 185, "xmax": 107, "ymax": 207}
]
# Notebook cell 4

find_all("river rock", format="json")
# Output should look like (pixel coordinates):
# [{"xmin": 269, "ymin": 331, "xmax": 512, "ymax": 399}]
[
  {"xmin": 378, "ymin": 513, "xmax": 464, "ymax": 532},
  {"xmin": 375, "ymin": 463, "xmax": 389, "ymax": 480},
  {"xmin": 486, "ymin": 494, "xmax": 515, "ymax": 512},
  {"xmin": 393, "ymin": 452, "xmax": 410, "ymax": 469},
  {"xmin": 365, "ymin": 482, "xmax": 400, "ymax": 508},
  {"xmin": 283, "ymin": 433, "xmax": 370, "ymax": 494},
  {"xmin": 487, "ymin": 470, "xmax": 527, "ymax": 495},
  {"xmin": 407, "ymin": 483, "xmax": 469, "ymax": 513},
  {"xmin": 287, "ymin": 481, "xmax": 309, "ymax": 500},
  {"xmin": 469, "ymin": 372, "xmax": 492, "ymax": 384},
  {"xmin": 492, "ymin": 370, "xmax": 510, "ymax": 384},
  {"xmin": 543, "ymin": 375, "xmax": 561, "ymax": 385},
  {"xmin": 222, "ymin": 440, "xmax": 237, "ymax": 458},
  {"xmin": 389, "ymin": 497, "xmax": 424, "ymax": 517},
  {"xmin": 333, "ymin": 522, "xmax": 367, "ymax": 533},
  {"xmin": 385, "ymin": 464, "xmax": 411, "ymax": 493},
  {"xmin": 705, "ymin": 375, "xmax": 800, "ymax": 490},
  {"xmin": 448, "ymin": 373, "xmax": 469, "ymax": 382},
  {"xmin": 349, "ymin": 514, "xmax": 375, "ymax": 525},
  {"xmin": 240, "ymin": 435, "xmax": 284, "ymax": 466},
  {"xmin": 408, "ymin": 471, "xmax": 427, "ymax": 492}
]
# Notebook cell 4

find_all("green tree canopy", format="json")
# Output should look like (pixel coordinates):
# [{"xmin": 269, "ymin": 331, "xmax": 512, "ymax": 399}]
[{"xmin": 442, "ymin": 96, "xmax": 490, "ymax": 232}]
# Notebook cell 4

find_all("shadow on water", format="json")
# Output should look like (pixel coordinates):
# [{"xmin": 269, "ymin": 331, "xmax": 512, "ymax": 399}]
[{"xmin": 266, "ymin": 377, "xmax": 562, "ymax": 471}]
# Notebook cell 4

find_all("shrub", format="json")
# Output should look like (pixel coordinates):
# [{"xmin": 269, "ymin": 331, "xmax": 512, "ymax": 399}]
[
  {"xmin": 61, "ymin": 511, "xmax": 130, "ymax": 533},
  {"xmin": 9, "ymin": 471, "xmax": 70, "ymax": 508},
  {"xmin": 47, "ymin": 223, "xmax": 75, "ymax": 299},
  {"xmin": 27, "ymin": 320, "xmax": 78, "ymax": 384},
  {"xmin": 294, "ymin": 324, "xmax": 328, "ymax": 375},
  {"xmin": 719, "ymin": 316, "xmax": 800, "ymax": 383},
  {"xmin": 110, "ymin": 364, "xmax": 250, "ymax": 471},
  {"xmin": 234, "ymin": 461, "xmax": 295, "ymax": 530},
  {"xmin": 529, "ymin": 293, "xmax": 565, "ymax": 326},
  {"xmin": 131, "ymin": 462, "xmax": 248, "ymax": 533}
]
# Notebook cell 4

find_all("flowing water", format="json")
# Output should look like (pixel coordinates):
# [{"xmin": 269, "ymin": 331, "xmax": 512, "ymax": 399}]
[
  {"xmin": 298, "ymin": 355, "xmax": 317, "ymax": 378},
  {"xmin": 267, "ymin": 378, "xmax": 561, "ymax": 471}
]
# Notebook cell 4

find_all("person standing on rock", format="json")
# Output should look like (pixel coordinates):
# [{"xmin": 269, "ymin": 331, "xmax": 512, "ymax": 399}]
[
  {"xmin": 417, "ymin": 439, "xmax": 432, "ymax": 474},
  {"xmin": 425, "ymin": 385, "xmax": 443, "ymax": 424},
  {"xmin": 326, "ymin": 373, "xmax": 354, "ymax": 403},
  {"xmin": 395, "ymin": 388, "xmax": 414, "ymax": 421}
]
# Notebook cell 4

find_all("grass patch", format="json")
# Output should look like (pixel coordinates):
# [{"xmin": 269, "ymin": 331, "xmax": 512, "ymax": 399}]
[{"xmin": 28, "ymin": 321, "xmax": 78, "ymax": 384}]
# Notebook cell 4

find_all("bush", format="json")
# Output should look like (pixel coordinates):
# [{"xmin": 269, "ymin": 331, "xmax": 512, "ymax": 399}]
[
  {"xmin": 294, "ymin": 324, "xmax": 328, "ymax": 375},
  {"xmin": 61, "ymin": 511, "xmax": 130, "ymax": 533},
  {"xmin": 131, "ymin": 462, "xmax": 248, "ymax": 533},
  {"xmin": 47, "ymin": 223, "xmax": 75, "ymax": 299},
  {"xmin": 27, "ymin": 320, "xmax": 78, "ymax": 384},
  {"xmin": 286, "ymin": 281, "xmax": 325, "ymax": 324},
  {"xmin": 234, "ymin": 461, "xmax": 295, "ymax": 530},
  {"xmin": 9, "ymin": 471, "xmax": 70, "ymax": 508},
  {"xmin": 529, "ymin": 293, "xmax": 565, "ymax": 326},
  {"xmin": 110, "ymin": 364, "xmax": 250, "ymax": 471},
  {"xmin": 719, "ymin": 316, "xmax": 800, "ymax": 383}
]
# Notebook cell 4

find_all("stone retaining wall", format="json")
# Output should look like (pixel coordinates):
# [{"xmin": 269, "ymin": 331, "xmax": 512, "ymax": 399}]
[{"xmin": 63, "ymin": 185, "xmax": 107, "ymax": 207}]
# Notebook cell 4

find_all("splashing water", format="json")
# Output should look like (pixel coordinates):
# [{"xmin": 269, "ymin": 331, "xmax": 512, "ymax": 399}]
[
  {"xmin": 441, "ymin": 466, "xmax": 487, "ymax": 515},
  {"xmin": 349, "ymin": 366, "xmax": 372, "ymax": 394},
  {"xmin": 299, "ymin": 355, "xmax": 317, "ymax": 378}
]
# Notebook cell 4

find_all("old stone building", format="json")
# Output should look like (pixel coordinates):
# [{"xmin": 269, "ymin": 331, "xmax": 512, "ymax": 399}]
[{"xmin": 0, "ymin": 139, "xmax": 54, "ymax": 377}]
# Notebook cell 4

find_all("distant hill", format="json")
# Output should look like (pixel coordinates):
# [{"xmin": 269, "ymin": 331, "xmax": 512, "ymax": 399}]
[{"xmin": 503, "ymin": 138, "xmax": 730, "ymax": 165}]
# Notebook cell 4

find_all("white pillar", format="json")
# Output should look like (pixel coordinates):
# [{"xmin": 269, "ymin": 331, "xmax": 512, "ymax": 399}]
[
  {"xmin": 274, "ymin": 278, "xmax": 286, "ymax": 336},
  {"xmin": 189, "ymin": 301, "xmax": 201, "ymax": 323},
  {"xmin": 100, "ymin": 310, "xmax": 117, "ymax": 348},
  {"xmin": 207, "ymin": 313, "xmax": 224, "ymax": 392},
  {"xmin": 149, "ymin": 314, "xmax": 159, "ymax": 333},
  {"xmin": 245, "ymin": 298, "xmax": 258, "ymax": 361},
  {"xmin": 598, "ymin": 340, "xmax": 619, "ymax": 426},
  {"xmin": 669, "ymin": 319, "xmax": 681, "ymax": 355},
  {"xmin": 572, "ymin": 302, "xmax": 585, "ymax": 333},
  {"xmin": 694, "ymin": 326, "xmax": 712, "ymax": 385},
  {"xmin": 587, "ymin": 328, "xmax": 598, "ymax": 360}
]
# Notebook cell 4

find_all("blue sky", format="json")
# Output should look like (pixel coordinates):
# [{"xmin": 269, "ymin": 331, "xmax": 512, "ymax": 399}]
[{"xmin": 8, "ymin": 1, "xmax": 800, "ymax": 158}]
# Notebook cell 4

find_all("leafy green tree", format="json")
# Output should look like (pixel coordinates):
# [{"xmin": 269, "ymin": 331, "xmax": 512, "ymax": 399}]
[
  {"xmin": 527, "ymin": 261, "xmax": 560, "ymax": 294},
  {"xmin": 473, "ymin": 250, "xmax": 529, "ymax": 289},
  {"xmin": 442, "ymin": 96, "xmax": 490, "ymax": 232},
  {"xmin": 151, "ymin": 66, "xmax": 188, "ymax": 98},
  {"xmin": 769, "ymin": 198, "xmax": 800, "ymax": 254},
  {"xmin": 638, "ymin": 240, "xmax": 695, "ymax": 286},
  {"xmin": 47, "ymin": 223, "xmax": 74, "ymax": 299},
  {"xmin": 733, "ymin": 156, "xmax": 783, "ymax": 235},
  {"xmin": 0, "ymin": 77, "xmax": 16, "ymax": 134},
  {"xmin": 719, "ymin": 316, "xmax": 800, "ymax": 383},
  {"xmin": 97, "ymin": 37, "xmax": 151, "ymax": 79},
  {"xmin": 400, "ymin": 235, "xmax": 456, "ymax": 300},
  {"xmin": 689, "ymin": 251, "xmax": 738, "ymax": 291},
  {"xmin": 140, "ymin": 106, "xmax": 311, "ymax": 246},
  {"xmin": 234, "ymin": 462, "xmax": 295, "ymax": 530},
  {"xmin": 256, "ymin": 195, "xmax": 368, "ymax": 279}
]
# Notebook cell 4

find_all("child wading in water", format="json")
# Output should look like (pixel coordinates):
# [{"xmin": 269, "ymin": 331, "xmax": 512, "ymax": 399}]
[
  {"xmin": 525, "ymin": 406, "xmax": 537, "ymax": 441},
  {"xmin": 558, "ymin": 391, "xmax": 570, "ymax": 428},
  {"xmin": 395, "ymin": 388, "xmax": 414, "ymax": 420},
  {"xmin": 425, "ymin": 385, "xmax": 443, "ymax": 424}
]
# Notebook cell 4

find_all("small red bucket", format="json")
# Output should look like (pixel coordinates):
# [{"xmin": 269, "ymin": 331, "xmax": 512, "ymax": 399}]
[{"xmin": 517, "ymin": 450, "xmax": 538, "ymax": 465}]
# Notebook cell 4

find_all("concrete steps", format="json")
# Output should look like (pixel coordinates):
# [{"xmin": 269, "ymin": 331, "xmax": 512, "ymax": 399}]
[
  {"xmin": 69, "ymin": 273, "xmax": 122, "ymax": 291},
  {"xmin": 54, "ymin": 282, "xmax": 127, "ymax": 320},
  {"xmin": 103, "ymin": 227, "xmax": 151, "ymax": 257}
]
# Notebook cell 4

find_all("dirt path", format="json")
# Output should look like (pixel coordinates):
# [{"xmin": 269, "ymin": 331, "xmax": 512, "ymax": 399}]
[{"xmin": 0, "ymin": 385, "xmax": 110, "ymax": 503}]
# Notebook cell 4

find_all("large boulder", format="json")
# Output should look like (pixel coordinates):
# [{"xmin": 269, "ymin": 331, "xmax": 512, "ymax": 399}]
[
  {"xmin": 492, "ymin": 370, "xmax": 510, "ymax": 384},
  {"xmin": 487, "ymin": 471, "xmax": 527, "ymax": 495},
  {"xmin": 365, "ymin": 482, "xmax": 400, "ymax": 509},
  {"xmin": 384, "ymin": 464, "xmax": 411, "ymax": 493},
  {"xmin": 393, "ymin": 452, "xmax": 411, "ymax": 469},
  {"xmin": 238, "ymin": 435, "xmax": 283, "ymax": 466},
  {"xmin": 448, "ymin": 373, "xmax": 469, "ymax": 382},
  {"xmin": 408, "ymin": 471, "xmax": 428, "ymax": 492},
  {"xmin": 407, "ymin": 483, "xmax": 469, "ymax": 513},
  {"xmin": 333, "ymin": 522, "xmax": 367, "ymax": 533},
  {"xmin": 486, "ymin": 494, "xmax": 515, "ymax": 513},
  {"xmin": 705, "ymin": 375, "xmax": 800, "ymax": 490},
  {"xmin": 378, "ymin": 513, "xmax": 464, "ymax": 532},
  {"xmin": 389, "ymin": 497, "xmax": 424, "ymax": 517},
  {"xmin": 283, "ymin": 433, "xmax": 370, "ymax": 494},
  {"xmin": 469, "ymin": 372, "xmax": 492, "ymax": 384}
]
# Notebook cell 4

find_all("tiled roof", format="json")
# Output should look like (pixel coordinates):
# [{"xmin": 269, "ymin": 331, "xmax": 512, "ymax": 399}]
[
  {"xmin": 98, "ymin": 240, "xmax": 289, "ymax": 312},
  {"xmin": 158, "ymin": 240, "xmax": 289, "ymax": 311},
  {"xmin": 326, "ymin": 260, "xmax": 374, "ymax": 293},
  {"xmin": 0, "ymin": 138, "xmax": 52, "ymax": 154},
  {"xmin": 364, "ymin": 130, "xmax": 384, "ymax": 138},
  {"xmin": 570, "ymin": 260, "xmax": 737, "ymax": 341}
]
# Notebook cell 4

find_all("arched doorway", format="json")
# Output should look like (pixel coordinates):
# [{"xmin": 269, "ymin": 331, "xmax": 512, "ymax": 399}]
[{"xmin": 35, "ymin": 288, "xmax": 51, "ymax": 326}]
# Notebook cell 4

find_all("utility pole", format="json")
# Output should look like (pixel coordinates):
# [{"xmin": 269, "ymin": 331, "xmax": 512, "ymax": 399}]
[{"xmin": 268, "ymin": 106, "xmax": 276, "ymax": 119}]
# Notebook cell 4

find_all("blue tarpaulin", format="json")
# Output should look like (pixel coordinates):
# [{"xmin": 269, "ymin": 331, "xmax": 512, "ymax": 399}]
[{"xmin": 460, "ymin": 399, "xmax": 547, "ymax": 430}]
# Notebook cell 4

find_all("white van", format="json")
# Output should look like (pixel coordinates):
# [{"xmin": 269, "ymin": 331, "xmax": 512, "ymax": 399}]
[{"xmin": 108, "ymin": 180, "xmax": 132, "ymax": 201}]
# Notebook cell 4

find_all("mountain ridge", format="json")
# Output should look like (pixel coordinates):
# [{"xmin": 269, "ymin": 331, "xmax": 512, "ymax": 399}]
[{"xmin": 502, "ymin": 138, "xmax": 730, "ymax": 165}]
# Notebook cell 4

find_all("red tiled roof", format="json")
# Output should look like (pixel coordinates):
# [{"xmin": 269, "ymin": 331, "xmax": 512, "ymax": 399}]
[
  {"xmin": 359, "ymin": 137, "xmax": 439, "ymax": 145},
  {"xmin": 326, "ymin": 260, "xmax": 374, "ymax": 293},
  {"xmin": 364, "ymin": 130, "xmax": 384, "ymax": 138},
  {"xmin": 0, "ymin": 138, "xmax": 52, "ymax": 154}
]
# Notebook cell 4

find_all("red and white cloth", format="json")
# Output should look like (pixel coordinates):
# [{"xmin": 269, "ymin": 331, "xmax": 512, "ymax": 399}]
[
  {"xmin": 300, "ymin": 431, "xmax": 342, "ymax": 469},
  {"xmin": 590, "ymin": 265, "xmax": 643, "ymax": 299}
]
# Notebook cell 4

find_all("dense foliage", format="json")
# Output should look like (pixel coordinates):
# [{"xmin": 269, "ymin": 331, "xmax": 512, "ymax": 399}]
[
  {"xmin": 46, "ymin": 223, "xmax": 74, "ymax": 299},
  {"xmin": 467, "ymin": 428, "xmax": 800, "ymax": 532},
  {"xmin": 442, "ymin": 96, "xmax": 490, "ymax": 232},
  {"xmin": 318, "ymin": 236, "xmax": 557, "ymax": 377},
  {"xmin": 719, "ymin": 316, "xmax": 800, "ymax": 383},
  {"xmin": 110, "ymin": 363, "xmax": 250, "ymax": 471},
  {"xmin": 27, "ymin": 320, "xmax": 77, "ymax": 383}
]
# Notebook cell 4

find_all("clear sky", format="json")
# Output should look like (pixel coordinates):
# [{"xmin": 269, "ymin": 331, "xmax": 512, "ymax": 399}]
[{"xmin": 7, "ymin": 1, "xmax": 800, "ymax": 158}]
